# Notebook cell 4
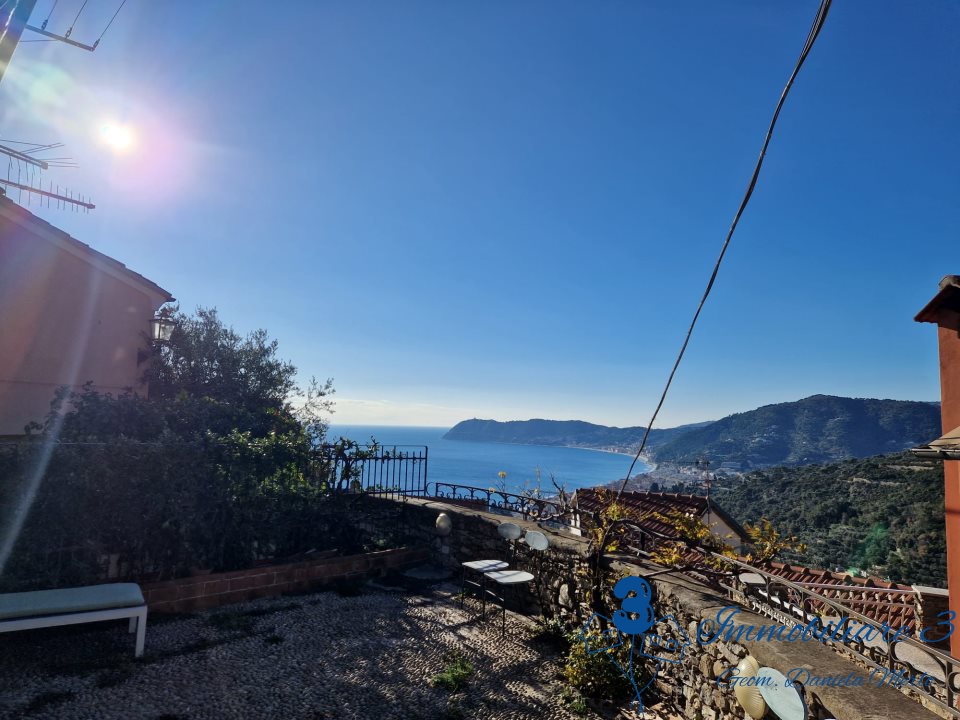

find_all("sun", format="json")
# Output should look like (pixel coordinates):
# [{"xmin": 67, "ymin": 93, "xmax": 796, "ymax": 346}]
[{"xmin": 98, "ymin": 123, "xmax": 135, "ymax": 152}]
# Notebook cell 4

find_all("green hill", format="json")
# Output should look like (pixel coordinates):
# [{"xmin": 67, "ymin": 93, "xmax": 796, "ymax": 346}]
[
  {"xmin": 442, "ymin": 418, "xmax": 711, "ymax": 453},
  {"xmin": 651, "ymin": 395, "xmax": 941, "ymax": 468},
  {"xmin": 719, "ymin": 452, "xmax": 946, "ymax": 586}
]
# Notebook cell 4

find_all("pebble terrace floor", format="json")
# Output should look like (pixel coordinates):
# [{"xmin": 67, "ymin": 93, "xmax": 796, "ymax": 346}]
[{"xmin": 0, "ymin": 580, "xmax": 682, "ymax": 720}]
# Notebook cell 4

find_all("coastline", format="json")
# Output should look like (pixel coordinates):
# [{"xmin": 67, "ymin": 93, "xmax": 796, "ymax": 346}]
[{"xmin": 441, "ymin": 434, "xmax": 657, "ymax": 474}]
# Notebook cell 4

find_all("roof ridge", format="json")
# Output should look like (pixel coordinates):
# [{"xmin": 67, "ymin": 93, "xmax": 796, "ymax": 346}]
[{"xmin": 0, "ymin": 195, "xmax": 174, "ymax": 302}]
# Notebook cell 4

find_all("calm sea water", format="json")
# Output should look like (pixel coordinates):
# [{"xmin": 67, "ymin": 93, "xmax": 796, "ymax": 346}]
[{"xmin": 328, "ymin": 425, "xmax": 649, "ymax": 495}]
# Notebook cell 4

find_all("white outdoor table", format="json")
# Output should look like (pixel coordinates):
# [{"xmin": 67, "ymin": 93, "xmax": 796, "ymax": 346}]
[
  {"xmin": 483, "ymin": 569, "xmax": 535, "ymax": 633},
  {"xmin": 460, "ymin": 560, "xmax": 509, "ymax": 614}
]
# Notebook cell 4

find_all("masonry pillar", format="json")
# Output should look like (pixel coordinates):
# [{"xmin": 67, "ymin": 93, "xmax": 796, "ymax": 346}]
[{"xmin": 915, "ymin": 276, "xmax": 960, "ymax": 657}]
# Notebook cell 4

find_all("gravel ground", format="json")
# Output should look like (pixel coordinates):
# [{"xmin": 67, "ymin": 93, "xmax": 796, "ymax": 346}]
[{"xmin": 0, "ymin": 580, "xmax": 672, "ymax": 720}]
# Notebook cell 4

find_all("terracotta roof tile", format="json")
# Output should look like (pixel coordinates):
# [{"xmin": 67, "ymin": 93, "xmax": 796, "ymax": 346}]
[
  {"xmin": 572, "ymin": 487, "xmax": 748, "ymax": 542},
  {"xmin": 755, "ymin": 560, "xmax": 916, "ymax": 632}
]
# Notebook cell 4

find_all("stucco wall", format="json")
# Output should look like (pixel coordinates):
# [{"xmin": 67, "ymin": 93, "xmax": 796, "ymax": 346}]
[
  {"xmin": 936, "ymin": 316, "xmax": 960, "ymax": 657},
  {"xmin": 0, "ymin": 213, "xmax": 168, "ymax": 435}
]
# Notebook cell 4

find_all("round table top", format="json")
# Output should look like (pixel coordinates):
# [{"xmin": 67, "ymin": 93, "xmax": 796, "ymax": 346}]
[
  {"xmin": 462, "ymin": 559, "xmax": 508, "ymax": 572},
  {"xmin": 484, "ymin": 570, "xmax": 534, "ymax": 585}
]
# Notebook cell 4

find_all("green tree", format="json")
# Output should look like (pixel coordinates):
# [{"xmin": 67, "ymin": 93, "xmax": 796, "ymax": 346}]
[
  {"xmin": 4, "ymin": 308, "xmax": 340, "ymax": 585},
  {"xmin": 140, "ymin": 306, "xmax": 333, "ymax": 443}
]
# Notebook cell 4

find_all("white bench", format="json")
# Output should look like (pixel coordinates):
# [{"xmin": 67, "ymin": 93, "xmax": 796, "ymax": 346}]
[{"xmin": 0, "ymin": 583, "xmax": 147, "ymax": 657}]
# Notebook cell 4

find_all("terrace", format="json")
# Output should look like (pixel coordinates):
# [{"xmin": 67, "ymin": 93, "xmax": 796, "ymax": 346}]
[
  {"xmin": 0, "ymin": 572, "xmax": 684, "ymax": 720},
  {"xmin": 0, "ymin": 443, "xmax": 954, "ymax": 720}
]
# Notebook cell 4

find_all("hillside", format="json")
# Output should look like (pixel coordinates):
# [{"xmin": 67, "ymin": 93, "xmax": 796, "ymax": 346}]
[
  {"xmin": 719, "ymin": 452, "xmax": 946, "ymax": 586},
  {"xmin": 442, "ymin": 418, "xmax": 712, "ymax": 453},
  {"xmin": 650, "ymin": 395, "xmax": 941, "ymax": 468}
]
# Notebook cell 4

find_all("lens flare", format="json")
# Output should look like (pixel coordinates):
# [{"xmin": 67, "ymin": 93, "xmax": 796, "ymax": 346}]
[{"xmin": 99, "ymin": 123, "xmax": 135, "ymax": 151}]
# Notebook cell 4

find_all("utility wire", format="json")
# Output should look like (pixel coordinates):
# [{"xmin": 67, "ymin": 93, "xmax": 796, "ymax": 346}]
[
  {"xmin": 65, "ymin": 0, "xmax": 88, "ymax": 38},
  {"xmin": 607, "ymin": 0, "xmax": 832, "ymax": 515},
  {"xmin": 94, "ymin": 0, "xmax": 126, "ymax": 47},
  {"xmin": 41, "ymin": 0, "xmax": 58, "ymax": 29}
]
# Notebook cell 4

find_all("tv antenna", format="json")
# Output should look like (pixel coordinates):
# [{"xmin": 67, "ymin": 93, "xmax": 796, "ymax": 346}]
[
  {"xmin": 0, "ymin": 1, "xmax": 130, "ymax": 211},
  {"xmin": 22, "ymin": 0, "xmax": 128, "ymax": 53},
  {"xmin": 0, "ymin": 139, "xmax": 94, "ymax": 211}
]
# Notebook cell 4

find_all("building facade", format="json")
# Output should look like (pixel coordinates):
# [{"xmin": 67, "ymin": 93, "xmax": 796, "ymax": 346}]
[
  {"xmin": 0, "ymin": 196, "xmax": 173, "ymax": 437},
  {"xmin": 914, "ymin": 275, "xmax": 960, "ymax": 656}
]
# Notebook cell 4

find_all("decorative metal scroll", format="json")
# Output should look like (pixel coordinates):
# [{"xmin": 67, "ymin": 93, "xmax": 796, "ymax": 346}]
[{"xmin": 431, "ymin": 482, "xmax": 579, "ymax": 526}]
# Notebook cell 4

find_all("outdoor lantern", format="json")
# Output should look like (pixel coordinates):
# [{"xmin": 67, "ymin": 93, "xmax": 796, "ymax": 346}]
[
  {"xmin": 435, "ymin": 513, "xmax": 452, "ymax": 537},
  {"xmin": 150, "ymin": 315, "xmax": 175, "ymax": 342}
]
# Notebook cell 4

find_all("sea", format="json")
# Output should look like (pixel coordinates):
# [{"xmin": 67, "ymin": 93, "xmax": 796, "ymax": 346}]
[{"xmin": 327, "ymin": 425, "xmax": 650, "ymax": 496}]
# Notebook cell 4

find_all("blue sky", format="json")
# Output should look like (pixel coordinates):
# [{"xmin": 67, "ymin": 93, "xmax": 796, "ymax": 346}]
[{"xmin": 2, "ymin": 1, "xmax": 958, "ymax": 427}]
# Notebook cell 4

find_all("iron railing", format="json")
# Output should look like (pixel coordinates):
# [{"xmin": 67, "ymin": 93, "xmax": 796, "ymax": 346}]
[
  {"xmin": 318, "ymin": 444, "xmax": 429, "ymax": 498},
  {"xmin": 713, "ymin": 553, "xmax": 960, "ymax": 718},
  {"xmin": 430, "ymin": 482, "xmax": 579, "ymax": 525}
]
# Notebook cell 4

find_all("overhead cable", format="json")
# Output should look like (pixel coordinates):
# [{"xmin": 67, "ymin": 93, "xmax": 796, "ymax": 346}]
[{"xmin": 608, "ymin": 0, "xmax": 833, "ymax": 513}]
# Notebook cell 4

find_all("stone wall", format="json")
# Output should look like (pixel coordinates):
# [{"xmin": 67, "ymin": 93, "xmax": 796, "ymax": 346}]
[
  {"xmin": 358, "ymin": 496, "xmax": 946, "ymax": 720},
  {"xmin": 358, "ymin": 495, "xmax": 593, "ymax": 617}
]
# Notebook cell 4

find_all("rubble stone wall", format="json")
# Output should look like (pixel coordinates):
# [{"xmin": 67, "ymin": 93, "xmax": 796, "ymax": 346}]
[{"xmin": 360, "ymin": 496, "xmax": 945, "ymax": 720}]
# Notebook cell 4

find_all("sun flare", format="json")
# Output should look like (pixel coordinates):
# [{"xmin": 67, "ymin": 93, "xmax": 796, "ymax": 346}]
[{"xmin": 98, "ymin": 123, "xmax": 135, "ymax": 152}]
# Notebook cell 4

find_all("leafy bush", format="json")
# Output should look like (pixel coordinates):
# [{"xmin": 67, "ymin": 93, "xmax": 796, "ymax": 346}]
[
  {"xmin": 563, "ymin": 629, "xmax": 635, "ymax": 701},
  {"xmin": 529, "ymin": 616, "xmax": 571, "ymax": 650}
]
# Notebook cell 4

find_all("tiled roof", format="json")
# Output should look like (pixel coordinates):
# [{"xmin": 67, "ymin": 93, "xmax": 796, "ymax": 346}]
[
  {"xmin": 752, "ymin": 560, "xmax": 917, "ymax": 632},
  {"xmin": 0, "ymin": 194, "xmax": 174, "ymax": 302},
  {"xmin": 572, "ymin": 488, "xmax": 748, "ymax": 542},
  {"xmin": 572, "ymin": 488, "xmax": 918, "ymax": 631}
]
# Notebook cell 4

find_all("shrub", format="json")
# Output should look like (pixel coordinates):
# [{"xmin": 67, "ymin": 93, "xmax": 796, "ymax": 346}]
[
  {"xmin": 431, "ymin": 652, "xmax": 474, "ymax": 692},
  {"xmin": 563, "ymin": 629, "xmax": 635, "ymax": 701}
]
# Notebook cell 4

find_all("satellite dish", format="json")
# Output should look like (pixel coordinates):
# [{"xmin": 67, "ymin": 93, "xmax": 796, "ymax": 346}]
[
  {"xmin": 525, "ymin": 530, "xmax": 549, "ymax": 551},
  {"xmin": 497, "ymin": 522, "xmax": 522, "ymax": 540},
  {"xmin": 733, "ymin": 656, "xmax": 766, "ymax": 720},
  {"xmin": 757, "ymin": 668, "xmax": 807, "ymax": 720}
]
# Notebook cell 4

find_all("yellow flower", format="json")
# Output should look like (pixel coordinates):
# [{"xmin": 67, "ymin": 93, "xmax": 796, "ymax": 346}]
[{"xmin": 498, "ymin": 471, "xmax": 507, "ymax": 479}]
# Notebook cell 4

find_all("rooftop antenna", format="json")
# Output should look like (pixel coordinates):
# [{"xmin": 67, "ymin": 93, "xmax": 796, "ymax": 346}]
[
  {"xmin": 0, "ymin": 139, "xmax": 93, "ymax": 211},
  {"xmin": 23, "ymin": 0, "xmax": 128, "ymax": 52},
  {"xmin": 0, "ymin": 0, "xmax": 127, "ymax": 211}
]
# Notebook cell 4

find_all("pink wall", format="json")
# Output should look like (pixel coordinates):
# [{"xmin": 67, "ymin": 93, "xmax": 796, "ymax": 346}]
[
  {"xmin": 936, "ymin": 319, "xmax": 960, "ymax": 657},
  {"xmin": 0, "ymin": 212, "xmax": 170, "ymax": 436}
]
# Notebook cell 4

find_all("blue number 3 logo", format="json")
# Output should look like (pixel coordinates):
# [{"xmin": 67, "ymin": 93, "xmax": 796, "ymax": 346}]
[
  {"xmin": 612, "ymin": 576, "xmax": 655, "ymax": 635},
  {"xmin": 920, "ymin": 610, "xmax": 956, "ymax": 643}
]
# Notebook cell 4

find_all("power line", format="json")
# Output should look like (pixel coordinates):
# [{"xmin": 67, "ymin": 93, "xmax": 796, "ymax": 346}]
[
  {"xmin": 64, "ymin": 0, "xmax": 88, "ymax": 39},
  {"xmin": 40, "ymin": 0, "xmax": 57, "ymax": 29},
  {"xmin": 94, "ymin": 0, "xmax": 125, "ymax": 47},
  {"xmin": 608, "ymin": 0, "xmax": 833, "ymax": 513}
]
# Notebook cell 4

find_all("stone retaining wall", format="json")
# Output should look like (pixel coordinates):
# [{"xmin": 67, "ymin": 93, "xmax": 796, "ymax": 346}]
[
  {"xmin": 359, "ymin": 495, "xmax": 945, "ymax": 720},
  {"xmin": 362, "ymin": 495, "xmax": 593, "ymax": 617}
]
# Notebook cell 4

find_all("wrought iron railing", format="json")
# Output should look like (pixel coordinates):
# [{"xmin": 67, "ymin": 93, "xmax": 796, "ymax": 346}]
[
  {"xmin": 317, "ymin": 444, "xmax": 429, "ymax": 498},
  {"xmin": 713, "ymin": 553, "xmax": 960, "ymax": 719},
  {"xmin": 430, "ymin": 482, "xmax": 579, "ymax": 525}
]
